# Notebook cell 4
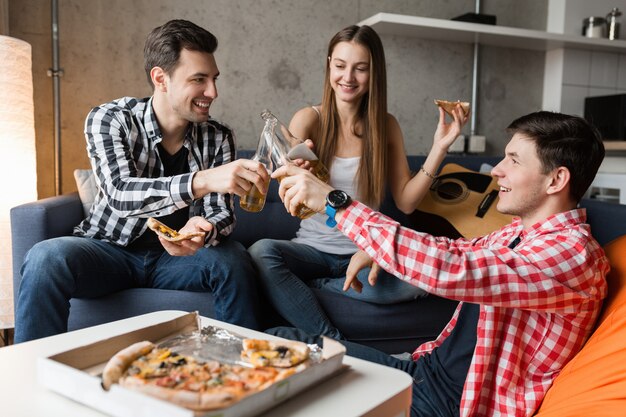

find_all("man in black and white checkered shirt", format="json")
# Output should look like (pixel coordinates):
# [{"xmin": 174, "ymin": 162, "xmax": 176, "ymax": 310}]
[{"xmin": 14, "ymin": 20, "xmax": 269, "ymax": 343}]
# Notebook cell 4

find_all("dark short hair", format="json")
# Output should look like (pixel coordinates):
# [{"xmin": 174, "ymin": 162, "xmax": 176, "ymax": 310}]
[
  {"xmin": 143, "ymin": 19, "xmax": 218, "ymax": 87},
  {"xmin": 506, "ymin": 111, "xmax": 605, "ymax": 203}
]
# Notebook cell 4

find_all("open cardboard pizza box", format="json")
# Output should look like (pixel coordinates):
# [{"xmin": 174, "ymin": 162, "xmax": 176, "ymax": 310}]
[{"xmin": 37, "ymin": 312, "xmax": 346, "ymax": 417}]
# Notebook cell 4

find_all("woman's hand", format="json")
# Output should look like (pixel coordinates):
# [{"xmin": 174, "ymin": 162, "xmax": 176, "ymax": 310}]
[
  {"xmin": 286, "ymin": 139, "xmax": 317, "ymax": 171},
  {"xmin": 433, "ymin": 104, "xmax": 470, "ymax": 153}
]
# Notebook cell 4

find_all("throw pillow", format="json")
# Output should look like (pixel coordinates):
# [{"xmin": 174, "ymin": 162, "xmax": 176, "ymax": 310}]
[
  {"xmin": 73, "ymin": 169, "xmax": 97, "ymax": 218},
  {"xmin": 533, "ymin": 234, "xmax": 626, "ymax": 416}
]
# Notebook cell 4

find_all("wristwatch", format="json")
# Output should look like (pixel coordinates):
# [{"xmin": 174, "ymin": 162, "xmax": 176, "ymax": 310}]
[{"xmin": 325, "ymin": 190, "xmax": 352, "ymax": 228}]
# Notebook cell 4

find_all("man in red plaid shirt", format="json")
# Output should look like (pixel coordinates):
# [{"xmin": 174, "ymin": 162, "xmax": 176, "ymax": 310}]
[{"xmin": 270, "ymin": 111, "xmax": 609, "ymax": 417}]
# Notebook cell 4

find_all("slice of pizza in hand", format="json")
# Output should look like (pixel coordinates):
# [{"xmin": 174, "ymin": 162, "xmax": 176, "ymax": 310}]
[
  {"xmin": 146, "ymin": 217, "xmax": 205, "ymax": 243},
  {"xmin": 241, "ymin": 339, "xmax": 310, "ymax": 368},
  {"xmin": 434, "ymin": 99, "xmax": 470, "ymax": 117}
]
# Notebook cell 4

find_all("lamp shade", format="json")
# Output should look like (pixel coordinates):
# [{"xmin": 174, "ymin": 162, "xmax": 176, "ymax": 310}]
[{"xmin": 0, "ymin": 35, "xmax": 37, "ymax": 329}]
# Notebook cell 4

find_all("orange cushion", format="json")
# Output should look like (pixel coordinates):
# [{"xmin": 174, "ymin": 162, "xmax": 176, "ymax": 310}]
[{"xmin": 534, "ymin": 235, "xmax": 626, "ymax": 416}]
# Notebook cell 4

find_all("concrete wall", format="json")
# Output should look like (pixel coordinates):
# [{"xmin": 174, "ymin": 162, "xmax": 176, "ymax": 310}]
[{"xmin": 9, "ymin": 0, "xmax": 547, "ymax": 198}]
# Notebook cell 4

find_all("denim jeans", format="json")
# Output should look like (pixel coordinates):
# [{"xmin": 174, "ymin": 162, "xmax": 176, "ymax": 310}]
[
  {"xmin": 248, "ymin": 239, "xmax": 426, "ymax": 339},
  {"xmin": 266, "ymin": 326, "xmax": 458, "ymax": 417},
  {"xmin": 14, "ymin": 236, "xmax": 260, "ymax": 343}
]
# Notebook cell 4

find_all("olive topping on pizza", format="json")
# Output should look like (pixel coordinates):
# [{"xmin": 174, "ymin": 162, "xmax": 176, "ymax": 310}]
[{"xmin": 434, "ymin": 99, "xmax": 470, "ymax": 117}]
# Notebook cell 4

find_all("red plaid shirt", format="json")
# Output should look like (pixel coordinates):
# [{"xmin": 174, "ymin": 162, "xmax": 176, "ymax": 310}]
[{"xmin": 339, "ymin": 201, "xmax": 609, "ymax": 417}]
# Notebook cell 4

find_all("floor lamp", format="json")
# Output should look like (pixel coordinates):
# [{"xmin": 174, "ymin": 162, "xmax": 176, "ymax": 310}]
[{"xmin": 0, "ymin": 35, "xmax": 37, "ymax": 333}]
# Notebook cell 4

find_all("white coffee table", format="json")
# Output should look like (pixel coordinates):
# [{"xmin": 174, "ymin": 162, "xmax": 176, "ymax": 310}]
[{"xmin": 0, "ymin": 311, "xmax": 412, "ymax": 417}]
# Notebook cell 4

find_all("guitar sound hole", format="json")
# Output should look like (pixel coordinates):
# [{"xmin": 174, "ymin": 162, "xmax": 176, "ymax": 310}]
[{"xmin": 436, "ymin": 181, "xmax": 464, "ymax": 201}]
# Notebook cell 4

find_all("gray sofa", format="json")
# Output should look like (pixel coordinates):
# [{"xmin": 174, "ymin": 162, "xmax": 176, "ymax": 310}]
[{"xmin": 11, "ymin": 154, "xmax": 626, "ymax": 353}]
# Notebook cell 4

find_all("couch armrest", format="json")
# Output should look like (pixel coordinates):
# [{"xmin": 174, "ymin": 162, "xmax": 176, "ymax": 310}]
[{"xmin": 10, "ymin": 192, "xmax": 83, "ymax": 302}]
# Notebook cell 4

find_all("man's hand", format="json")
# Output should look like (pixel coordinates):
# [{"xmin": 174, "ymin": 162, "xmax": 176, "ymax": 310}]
[
  {"xmin": 192, "ymin": 159, "xmax": 270, "ymax": 198},
  {"xmin": 159, "ymin": 216, "xmax": 213, "ymax": 256},
  {"xmin": 272, "ymin": 165, "xmax": 332, "ymax": 216},
  {"xmin": 344, "ymin": 250, "xmax": 381, "ymax": 293}
]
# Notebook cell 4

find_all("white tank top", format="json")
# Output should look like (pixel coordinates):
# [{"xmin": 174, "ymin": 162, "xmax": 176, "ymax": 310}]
[{"xmin": 292, "ymin": 156, "xmax": 364, "ymax": 255}]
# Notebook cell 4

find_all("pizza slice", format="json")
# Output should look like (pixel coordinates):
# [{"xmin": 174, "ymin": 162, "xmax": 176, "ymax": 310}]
[
  {"xmin": 146, "ymin": 217, "xmax": 205, "ymax": 243},
  {"xmin": 434, "ymin": 99, "xmax": 470, "ymax": 117},
  {"xmin": 101, "ymin": 340, "xmax": 293, "ymax": 411},
  {"xmin": 101, "ymin": 340, "xmax": 155, "ymax": 390},
  {"xmin": 241, "ymin": 338, "xmax": 310, "ymax": 368}
]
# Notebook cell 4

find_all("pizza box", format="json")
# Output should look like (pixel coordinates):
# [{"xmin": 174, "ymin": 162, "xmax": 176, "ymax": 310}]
[{"xmin": 37, "ymin": 312, "xmax": 346, "ymax": 417}]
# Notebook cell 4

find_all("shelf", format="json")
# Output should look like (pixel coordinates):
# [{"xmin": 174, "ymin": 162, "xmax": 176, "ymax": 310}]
[{"xmin": 358, "ymin": 13, "xmax": 626, "ymax": 53}]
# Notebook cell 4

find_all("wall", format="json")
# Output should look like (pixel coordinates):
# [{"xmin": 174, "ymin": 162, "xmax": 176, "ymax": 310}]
[{"xmin": 8, "ymin": 0, "xmax": 547, "ymax": 198}]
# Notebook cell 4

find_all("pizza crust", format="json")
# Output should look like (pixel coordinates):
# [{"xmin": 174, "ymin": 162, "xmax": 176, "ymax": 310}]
[
  {"xmin": 120, "ymin": 376, "xmax": 240, "ymax": 411},
  {"xmin": 101, "ymin": 340, "xmax": 155, "ymax": 390},
  {"xmin": 434, "ymin": 99, "xmax": 470, "ymax": 117}
]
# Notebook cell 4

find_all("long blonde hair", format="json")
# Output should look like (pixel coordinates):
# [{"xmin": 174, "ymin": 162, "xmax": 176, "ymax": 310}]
[{"xmin": 316, "ymin": 25, "xmax": 388, "ymax": 206}]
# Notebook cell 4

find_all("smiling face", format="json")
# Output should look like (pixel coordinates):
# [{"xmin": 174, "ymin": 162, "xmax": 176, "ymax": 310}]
[
  {"xmin": 328, "ymin": 41, "xmax": 370, "ymax": 104},
  {"xmin": 157, "ymin": 48, "xmax": 219, "ymax": 125},
  {"xmin": 491, "ymin": 133, "xmax": 555, "ymax": 225}
]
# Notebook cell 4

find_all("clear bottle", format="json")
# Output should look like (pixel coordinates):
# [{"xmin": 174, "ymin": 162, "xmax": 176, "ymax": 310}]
[
  {"xmin": 260, "ymin": 110, "xmax": 330, "ymax": 182},
  {"xmin": 239, "ymin": 120, "xmax": 273, "ymax": 213},
  {"xmin": 260, "ymin": 110, "xmax": 330, "ymax": 219}
]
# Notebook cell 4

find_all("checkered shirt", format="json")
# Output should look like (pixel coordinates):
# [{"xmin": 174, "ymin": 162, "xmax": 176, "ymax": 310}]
[
  {"xmin": 74, "ymin": 96, "xmax": 237, "ymax": 246},
  {"xmin": 339, "ymin": 201, "xmax": 609, "ymax": 417}
]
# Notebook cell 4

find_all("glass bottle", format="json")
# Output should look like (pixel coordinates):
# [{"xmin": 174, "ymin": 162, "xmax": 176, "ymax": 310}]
[
  {"xmin": 260, "ymin": 110, "xmax": 330, "ymax": 182},
  {"xmin": 239, "ymin": 120, "xmax": 273, "ymax": 213},
  {"xmin": 260, "ymin": 110, "xmax": 330, "ymax": 219}
]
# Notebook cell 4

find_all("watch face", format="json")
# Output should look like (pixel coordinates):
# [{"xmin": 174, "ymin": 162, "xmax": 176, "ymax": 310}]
[{"xmin": 327, "ymin": 190, "xmax": 350, "ymax": 208}]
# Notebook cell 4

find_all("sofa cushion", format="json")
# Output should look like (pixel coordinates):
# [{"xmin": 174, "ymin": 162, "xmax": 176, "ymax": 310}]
[
  {"xmin": 534, "ymin": 234, "xmax": 626, "ymax": 416},
  {"xmin": 73, "ymin": 168, "xmax": 97, "ymax": 217}
]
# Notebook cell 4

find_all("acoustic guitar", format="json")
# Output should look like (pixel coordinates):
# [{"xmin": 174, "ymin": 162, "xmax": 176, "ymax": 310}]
[{"xmin": 413, "ymin": 163, "xmax": 513, "ymax": 239}]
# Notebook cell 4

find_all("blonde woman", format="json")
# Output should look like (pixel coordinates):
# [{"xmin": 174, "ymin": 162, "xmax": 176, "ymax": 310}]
[{"xmin": 249, "ymin": 25, "xmax": 467, "ymax": 339}]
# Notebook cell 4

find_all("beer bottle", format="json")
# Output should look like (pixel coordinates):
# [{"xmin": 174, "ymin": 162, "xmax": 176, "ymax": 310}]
[{"xmin": 239, "ymin": 119, "xmax": 273, "ymax": 213}]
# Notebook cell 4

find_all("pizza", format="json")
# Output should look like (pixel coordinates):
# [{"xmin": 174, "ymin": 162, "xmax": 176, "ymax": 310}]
[
  {"xmin": 434, "ymin": 99, "xmax": 470, "ymax": 117},
  {"xmin": 146, "ymin": 218, "xmax": 205, "ymax": 243},
  {"xmin": 241, "ymin": 338, "xmax": 310, "ymax": 368},
  {"xmin": 101, "ymin": 340, "xmax": 296, "ymax": 411}
]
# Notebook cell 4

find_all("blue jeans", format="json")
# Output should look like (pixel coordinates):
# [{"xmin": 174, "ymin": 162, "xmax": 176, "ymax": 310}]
[
  {"xmin": 248, "ymin": 239, "xmax": 426, "ymax": 339},
  {"xmin": 267, "ymin": 326, "xmax": 458, "ymax": 417},
  {"xmin": 14, "ymin": 236, "xmax": 260, "ymax": 343}
]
